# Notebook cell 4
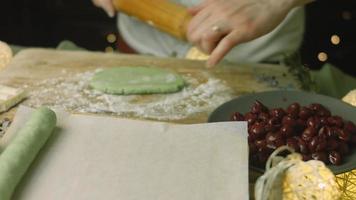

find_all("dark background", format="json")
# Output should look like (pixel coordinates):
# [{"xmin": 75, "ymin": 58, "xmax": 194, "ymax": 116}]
[{"xmin": 0, "ymin": 0, "xmax": 355, "ymax": 76}]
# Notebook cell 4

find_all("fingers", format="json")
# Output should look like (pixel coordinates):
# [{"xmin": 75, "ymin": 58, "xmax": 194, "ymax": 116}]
[
  {"xmin": 92, "ymin": 0, "xmax": 115, "ymax": 18},
  {"xmin": 207, "ymin": 30, "xmax": 248, "ymax": 68},
  {"xmin": 200, "ymin": 33, "xmax": 223, "ymax": 54},
  {"xmin": 188, "ymin": 5, "xmax": 230, "ymax": 54},
  {"xmin": 187, "ymin": 8, "xmax": 211, "ymax": 38},
  {"xmin": 187, "ymin": 0, "xmax": 210, "ymax": 16},
  {"xmin": 200, "ymin": 24, "xmax": 229, "ymax": 54},
  {"xmin": 188, "ymin": 23, "xmax": 228, "ymax": 54}
]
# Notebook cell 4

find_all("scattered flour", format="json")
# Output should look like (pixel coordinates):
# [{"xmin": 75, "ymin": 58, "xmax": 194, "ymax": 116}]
[{"xmin": 25, "ymin": 70, "xmax": 235, "ymax": 121}]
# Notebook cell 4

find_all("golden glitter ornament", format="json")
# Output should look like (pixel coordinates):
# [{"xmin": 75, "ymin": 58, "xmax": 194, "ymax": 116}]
[
  {"xmin": 283, "ymin": 160, "xmax": 341, "ymax": 200},
  {"xmin": 0, "ymin": 41, "xmax": 13, "ymax": 69},
  {"xmin": 255, "ymin": 147, "xmax": 341, "ymax": 200}
]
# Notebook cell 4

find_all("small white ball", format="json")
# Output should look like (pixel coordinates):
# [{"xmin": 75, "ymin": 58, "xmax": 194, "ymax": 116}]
[{"xmin": 0, "ymin": 41, "xmax": 13, "ymax": 69}]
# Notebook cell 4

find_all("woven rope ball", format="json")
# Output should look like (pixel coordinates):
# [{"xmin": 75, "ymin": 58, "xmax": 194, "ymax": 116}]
[
  {"xmin": 337, "ymin": 94, "xmax": 356, "ymax": 200},
  {"xmin": 0, "ymin": 41, "xmax": 13, "ymax": 69}
]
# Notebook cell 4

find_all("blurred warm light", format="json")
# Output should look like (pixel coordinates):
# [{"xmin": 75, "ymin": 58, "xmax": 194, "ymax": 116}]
[
  {"xmin": 318, "ymin": 52, "xmax": 328, "ymax": 62},
  {"xmin": 331, "ymin": 35, "xmax": 341, "ymax": 45},
  {"xmin": 106, "ymin": 34, "xmax": 117, "ymax": 43},
  {"xmin": 105, "ymin": 46, "xmax": 114, "ymax": 53},
  {"xmin": 342, "ymin": 11, "xmax": 352, "ymax": 20}
]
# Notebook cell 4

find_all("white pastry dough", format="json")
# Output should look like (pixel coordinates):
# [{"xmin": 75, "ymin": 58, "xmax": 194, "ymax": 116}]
[
  {"xmin": 343, "ymin": 89, "xmax": 356, "ymax": 107},
  {"xmin": 0, "ymin": 41, "xmax": 12, "ymax": 69}
]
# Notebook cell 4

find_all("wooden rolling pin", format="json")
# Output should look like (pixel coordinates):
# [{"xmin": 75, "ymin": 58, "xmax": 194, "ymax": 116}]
[{"xmin": 113, "ymin": 0, "xmax": 192, "ymax": 40}]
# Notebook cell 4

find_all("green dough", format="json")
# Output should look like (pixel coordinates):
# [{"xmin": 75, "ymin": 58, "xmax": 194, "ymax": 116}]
[
  {"xmin": 90, "ymin": 67, "xmax": 185, "ymax": 95},
  {"xmin": 0, "ymin": 107, "xmax": 56, "ymax": 200}
]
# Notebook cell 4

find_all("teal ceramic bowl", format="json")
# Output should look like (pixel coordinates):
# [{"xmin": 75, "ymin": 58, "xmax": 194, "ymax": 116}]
[{"xmin": 208, "ymin": 90, "xmax": 356, "ymax": 174}]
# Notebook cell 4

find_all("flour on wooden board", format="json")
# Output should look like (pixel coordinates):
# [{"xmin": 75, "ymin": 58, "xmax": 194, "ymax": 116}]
[{"xmin": 24, "ymin": 69, "xmax": 235, "ymax": 120}]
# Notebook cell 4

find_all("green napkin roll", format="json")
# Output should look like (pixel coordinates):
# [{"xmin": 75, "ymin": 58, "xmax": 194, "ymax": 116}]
[
  {"xmin": 0, "ymin": 107, "xmax": 57, "ymax": 200},
  {"xmin": 310, "ymin": 64, "xmax": 356, "ymax": 98}
]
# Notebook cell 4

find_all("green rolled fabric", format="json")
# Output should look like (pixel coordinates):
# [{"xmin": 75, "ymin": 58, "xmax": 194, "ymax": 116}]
[
  {"xmin": 0, "ymin": 107, "xmax": 57, "ymax": 200},
  {"xmin": 310, "ymin": 64, "xmax": 356, "ymax": 99}
]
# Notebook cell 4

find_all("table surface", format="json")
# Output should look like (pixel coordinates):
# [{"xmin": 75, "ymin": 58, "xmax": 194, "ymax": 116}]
[{"xmin": 0, "ymin": 48, "xmax": 304, "ymax": 199}]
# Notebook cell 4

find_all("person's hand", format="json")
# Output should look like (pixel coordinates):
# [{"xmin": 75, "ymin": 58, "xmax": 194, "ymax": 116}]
[
  {"xmin": 92, "ymin": 0, "xmax": 116, "ymax": 18},
  {"xmin": 187, "ymin": 0, "xmax": 312, "ymax": 68}
]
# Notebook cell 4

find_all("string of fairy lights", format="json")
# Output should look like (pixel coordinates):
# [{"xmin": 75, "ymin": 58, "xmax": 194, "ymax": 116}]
[
  {"xmin": 317, "ymin": 34, "xmax": 341, "ymax": 62},
  {"xmin": 317, "ymin": 10, "xmax": 352, "ymax": 63},
  {"xmin": 105, "ymin": 33, "xmax": 117, "ymax": 53}
]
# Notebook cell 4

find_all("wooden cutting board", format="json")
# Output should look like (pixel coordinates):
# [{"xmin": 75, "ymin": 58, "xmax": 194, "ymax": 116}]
[{"xmin": 0, "ymin": 48, "xmax": 300, "ymax": 123}]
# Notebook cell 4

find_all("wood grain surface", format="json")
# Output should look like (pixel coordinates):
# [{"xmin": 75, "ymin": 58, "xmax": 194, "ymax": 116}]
[{"xmin": 0, "ymin": 48, "xmax": 300, "ymax": 124}]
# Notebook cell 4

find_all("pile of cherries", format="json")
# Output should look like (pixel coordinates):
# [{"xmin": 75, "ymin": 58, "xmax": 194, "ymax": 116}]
[{"xmin": 231, "ymin": 101, "xmax": 356, "ymax": 166}]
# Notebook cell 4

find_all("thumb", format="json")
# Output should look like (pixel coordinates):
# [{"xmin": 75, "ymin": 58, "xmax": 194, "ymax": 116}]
[
  {"xmin": 101, "ymin": 0, "xmax": 116, "ymax": 18},
  {"xmin": 93, "ymin": 0, "xmax": 116, "ymax": 18}
]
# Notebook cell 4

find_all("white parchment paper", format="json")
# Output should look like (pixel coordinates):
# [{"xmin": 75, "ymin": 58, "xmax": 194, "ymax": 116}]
[{"xmin": 9, "ymin": 106, "xmax": 248, "ymax": 200}]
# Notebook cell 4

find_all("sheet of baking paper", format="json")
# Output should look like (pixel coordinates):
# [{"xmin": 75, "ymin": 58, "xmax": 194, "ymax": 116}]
[{"xmin": 10, "ymin": 106, "xmax": 248, "ymax": 200}]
